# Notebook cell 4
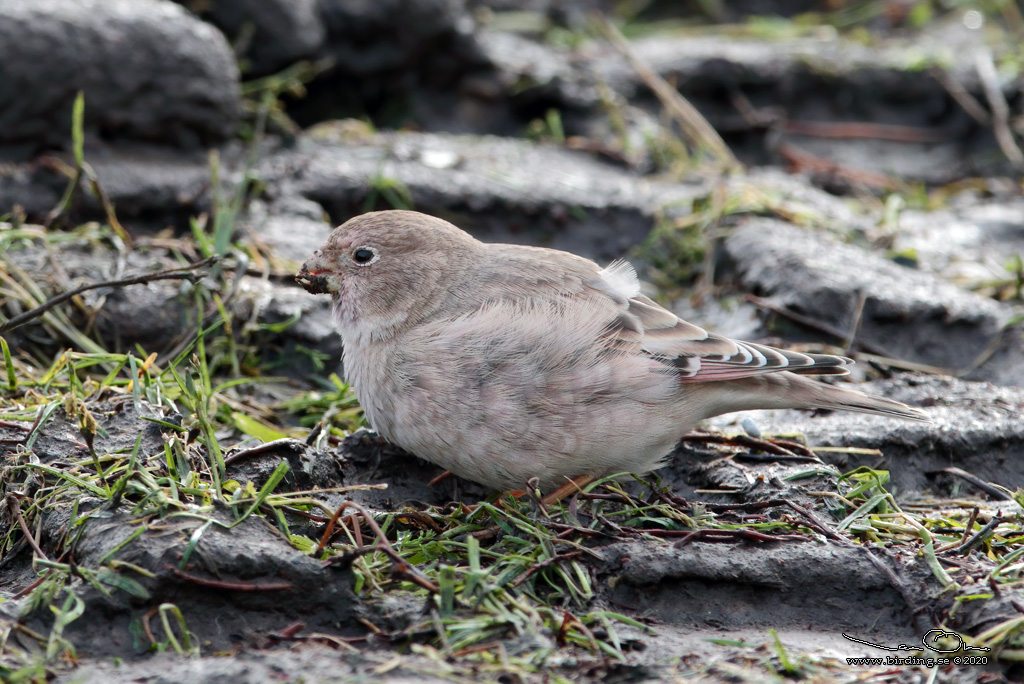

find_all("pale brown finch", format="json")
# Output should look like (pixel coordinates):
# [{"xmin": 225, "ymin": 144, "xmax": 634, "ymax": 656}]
[{"xmin": 297, "ymin": 210, "xmax": 927, "ymax": 499}]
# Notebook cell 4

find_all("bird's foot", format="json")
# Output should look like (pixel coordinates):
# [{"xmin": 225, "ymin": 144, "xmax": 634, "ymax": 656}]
[
  {"xmin": 427, "ymin": 470, "xmax": 453, "ymax": 487},
  {"xmin": 540, "ymin": 474, "xmax": 596, "ymax": 506}
]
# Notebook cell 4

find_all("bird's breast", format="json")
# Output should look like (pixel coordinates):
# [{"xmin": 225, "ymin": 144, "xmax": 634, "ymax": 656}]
[{"xmin": 341, "ymin": 339, "xmax": 401, "ymax": 439}]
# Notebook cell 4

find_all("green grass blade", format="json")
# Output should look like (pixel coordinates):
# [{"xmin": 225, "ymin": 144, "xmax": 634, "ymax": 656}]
[
  {"xmin": 71, "ymin": 91, "xmax": 85, "ymax": 168},
  {"xmin": 0, "ymin": 335, "xmax": 15, "ymax": 390},
  {"xmin": 234, "ymin": 460, "xmax": 290, "ymax": 525}
]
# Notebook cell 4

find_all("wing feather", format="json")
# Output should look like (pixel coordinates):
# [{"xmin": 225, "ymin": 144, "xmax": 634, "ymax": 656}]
[
  {"xmin": 591, "ymin": 264, "xmax": 853, "ymax": 382},
  {"xmin": 475, "ymin": 249, "xmax": 852, "ymax": 384}
]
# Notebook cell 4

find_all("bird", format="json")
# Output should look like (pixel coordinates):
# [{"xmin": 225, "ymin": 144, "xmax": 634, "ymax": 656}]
[{"xmin": 296, "ymin": 210, "xmax": 928, "ymax": 502}]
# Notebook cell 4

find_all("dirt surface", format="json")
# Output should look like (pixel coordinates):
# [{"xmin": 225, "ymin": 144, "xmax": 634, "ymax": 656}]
[
  {"xmin": 3, "ymin": 1, "xmax": 1024, "ymax": 683},
  {"xmin": 4, "ymin": 391, "xmax": 1020, "ymax": 682}
]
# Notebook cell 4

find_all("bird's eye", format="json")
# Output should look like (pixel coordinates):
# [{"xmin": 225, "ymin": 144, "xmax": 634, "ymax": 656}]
[{"xmin": 352, "ymin": 247, "xmax": 377, "ymax": 265}]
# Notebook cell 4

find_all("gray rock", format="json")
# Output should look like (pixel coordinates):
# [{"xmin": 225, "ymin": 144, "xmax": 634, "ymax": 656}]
[
  {"xmin": 0, "ymin": 398, "xmax": 172, "ymax": 468},
  {"xmin": 886, "ymin": 194, "xmax": 1024, "ymax": 388},
  {"xmin": 726, "ymin": 167, "xmax": 881, "ymax": 234},
  {"xmin": 317, "ymin": 0, "xmax": 478, "ymax": 75},
  {"xmin": 682, "ymin": 450, "xmax": 841, "ymax": 511},
  {"xmin": 6, "ymin": 242, "xmax": 199, "ymax": 350},
  {"xmin": 710, "ymin": 374, "xmax": 1024, "ymax": 496},
  {"xmin": 235, "ymin": 197, "xmax": 346, "ymax": 371},
  {"xmin": 478, "ymin": 31, "xmax": 602, "ymax": 112},
  {"xmin": 601, "ymin": 530, "xmax": 1023, "ymax": 656},
  {"xmin": 1, "ymin": 399, "xmax": 354, "ymax": 659},
  {"xmin": 469, "ymin": 0, "xmax": 828, "ymax": 24},
  {"xmin": 175, "ymin": 0, "xmax": 326, "ymax": 76},
  {"xmin": 1, "ymin": 233, "xmax": 337, "ymax": 375},
  {"xmin": 476, "ymin": 28, "xmax": 1012, "ymax": 179},
  {"xmin": 264, "ymin": 129, "xmax": 702, "ymax": 261},
  {"xmin": 244, "ymin": 196, "xmax": 333, "ymax": 265},
  {"xmin": 225, "ymin": 438, "xmax": 345, "ymax": 493},
  {"xmin": 292, "ymin": 0, "xmax": 488, "ymax": 130},
  {"xmin": 31, "ymin": 509, "xmax": 355, "ymax": 656},
  {"xmin": 84, "ymin": 146, "xmax": 221, "ymax": 227},
  {"xmin": 58, "ymin": 647, "xmax": 475, "ymax": 684},
  {"xmin": 0, "ymin": 0, "xmax": 240, "ymax": 158},
  {"xmin": 0, "ymin": 164, "xmax": 61, "ymax": 218},
  {"xmin": 469, "ymin": 0, "xmax": 614, "ymax": 25},
  {"xmin": 893, "ymin": 194, "xmax": 1024, "ymax": 294},
  {"xmin": 594, "ymin": 32, "xmax": 990, "ymax": 98},
  {"xmin": 965, "ymin": 325, "xmax": 1024, "ymax": 388},
  {"xmin": 473, "ymin": 30, "xmax": 665, "ymax": 158},
  {"xmin": 602, "ymin": 540, "xmax": 923, "ymax": 635},
  {"xmin": 721, "ymin": 217, "xmax": 1016, "ymax": 375},
  {"xmin": 0, "ymin": 145, "xmax": 223, "ymax": 228}
]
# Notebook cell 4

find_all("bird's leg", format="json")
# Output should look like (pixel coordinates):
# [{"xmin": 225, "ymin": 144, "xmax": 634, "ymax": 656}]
[
  {"xmin": 459, "ymin": 489, "xmax": 525, "ymax": 515},
  {"xmin": 427, "ymin": 470, "xmax": 453, "ymax": 487},
  {"xmin": 540, "ymin": 474, "xmax": 596, "ymax": 506}
]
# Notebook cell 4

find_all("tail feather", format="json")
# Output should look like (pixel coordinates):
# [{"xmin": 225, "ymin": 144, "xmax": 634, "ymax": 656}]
[
  {"xmin": 818, "ymin": 388, "xmax": 931, "ymax": 422},
  {"xmin": 701, "ymin": 372, "xmax": 931, "ymax": 423}
]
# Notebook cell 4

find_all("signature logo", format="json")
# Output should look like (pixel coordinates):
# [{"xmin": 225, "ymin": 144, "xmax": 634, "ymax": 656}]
[{"xmin": 843, "ymin": 630, "xmax": 991, "ymax": 654}]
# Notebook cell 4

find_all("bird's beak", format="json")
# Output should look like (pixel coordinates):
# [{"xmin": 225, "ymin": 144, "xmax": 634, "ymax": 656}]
[
  {"xmin": 296, "ymin": 252, "xmax": 334, "ymax": 295},
  {"xmin": 295, "ymin": 268, "xmax": 331, "ymax": 294}
]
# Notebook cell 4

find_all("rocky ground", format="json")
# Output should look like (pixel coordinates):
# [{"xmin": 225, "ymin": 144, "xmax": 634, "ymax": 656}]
[{"xmin": 1, "ymin": 1, "xmax": 1023, "ymax": 683}]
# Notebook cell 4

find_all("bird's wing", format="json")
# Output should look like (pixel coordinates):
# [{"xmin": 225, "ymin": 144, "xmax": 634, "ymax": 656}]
[{"xmin": 590, "ymin": 260, "xmax": 852, "ymax": 382}]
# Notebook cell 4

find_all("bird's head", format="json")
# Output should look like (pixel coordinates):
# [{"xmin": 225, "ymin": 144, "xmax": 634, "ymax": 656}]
[{"xmin": 296, "ymin": 210, "xmax": 480, "ymax": 342}]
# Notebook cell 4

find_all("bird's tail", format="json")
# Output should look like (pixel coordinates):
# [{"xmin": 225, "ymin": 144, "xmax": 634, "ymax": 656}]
[
  {"xmin": 701, "ymin": 372, "xmax": 931, "ymax": 423},
  {"xmin": 808, "ymin": 383, "xmax": 930, "ymax": 421}
]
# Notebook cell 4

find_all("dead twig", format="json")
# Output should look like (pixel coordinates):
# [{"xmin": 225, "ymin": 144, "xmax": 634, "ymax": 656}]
[
  {"xmin": 552, "ymin": 609, "xmax": 607, "ymax": 655},
  {"xmin": 930, "ymin": 467, "xmax": 1012, "ymax": 502},
  {"xmin": 6, "ymin": 494, "xmax": 49, "ymax": 562},
  {"xmin": 594, "ymin": 13, "xmax": 741, "ymax": 172},
  {"xmin": 974, "ymin": 48, "xmax": 1024, "ymax": 169},
  {"xmin": 955, "ymin": 515, "xmax": 1005, "ymax": 556},
  {"xmin": 683, "ymin": 432, "xmax": 821, "ymax": 464},
  {"xmin": 316, "ymin": 503, "xmax": 357, "ymax": 555},
  {"xmin": 427, "ymin": 470, "xmax": 453, "ymax": 487},
  {"xmin": 961, "ymin": 507, "xmax": 980, "ymax": 546},
  {"xmin": 843, "ymin": 291, "xmax": 867, "ymax": 356},
  {"xmin": 937, "ymin": 506, "xmax": 983, "ymax": 555},
  {"xmin": 782, "ymin": 502, "xmax": 843, "ymax": 541},
  {"xmin": 320, "ymin": 500, "xmax": 440, "ymax": 594},
  {"xmin": 744, "ymin": 294, "xmax": 895, "ymax": 357},
  {"xmin": 784, "ymin": 120, "xmax": 956, "ymax": 143},
  {"xmin": 647, "ymin": 491, "xmax": 839, "ymax": 540},
  {"xmin": 677, "ymin": 496, "xmax": 842, "ymax": 541},
  {"xmin": 265, "ymin": 621, "xmax": 305, "ymax": 644},
  {"xmin": 930, "ymin": 67, "xmax": 991, "ymax": 126},
  {"xmin": 41, "ymin": 156, "xmax": 131, "ymax": 245},
  {"xmin": 165, "ymin": 564, "xmax": 293, "ymax": 591},
  {"xmin": 11, "ymin": 572, "xmax": 49, "ymax": 599},
  {"xmin": 776, "ymin": 142, "xmax": 901, "ymax": 191},
  {"xmin": 511, "ymin": 550, "xmax": 585, "ymax": 588},
  {"xmin": 0, "ymin": 256, "xmax": 220, "ymax": 333}
]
